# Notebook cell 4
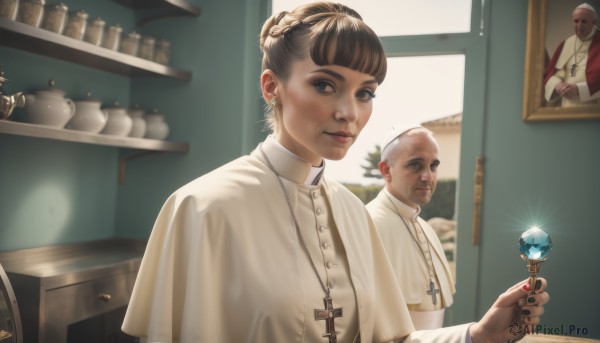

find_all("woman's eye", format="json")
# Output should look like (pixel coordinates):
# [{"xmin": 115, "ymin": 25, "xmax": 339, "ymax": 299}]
[
  {"xmin": 314, "ymin": 81, "xmax": 334, "ymax": 93},
  {"xmin": 357, "ymin": 89, "xmax": 376, "ymax": 101}
]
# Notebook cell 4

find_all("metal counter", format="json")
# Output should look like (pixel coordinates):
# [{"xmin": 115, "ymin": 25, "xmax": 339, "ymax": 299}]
[{"xmin": 0, "ymin": 238, "xmax": 146, "ymax": 343}]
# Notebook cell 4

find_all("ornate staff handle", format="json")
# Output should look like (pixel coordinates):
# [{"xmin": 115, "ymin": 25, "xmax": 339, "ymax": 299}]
[{"xmin": 508, "ymin": 227, "xmax": 552, "ymax": 342}]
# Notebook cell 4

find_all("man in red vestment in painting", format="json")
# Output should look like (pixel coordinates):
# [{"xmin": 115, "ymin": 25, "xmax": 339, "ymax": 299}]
[{"xmin": 544, "ymin": 3, "xmax": 600, "ymax": 107}]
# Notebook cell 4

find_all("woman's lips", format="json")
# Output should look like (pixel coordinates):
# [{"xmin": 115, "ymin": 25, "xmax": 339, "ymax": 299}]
[{"xmin": 327, "ymin": 131, "xmax": 354, "ymax": 143}]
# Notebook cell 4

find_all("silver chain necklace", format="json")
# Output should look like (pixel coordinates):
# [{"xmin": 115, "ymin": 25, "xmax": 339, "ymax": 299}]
[
  {"xmin": 259, "ymin": 144, "xmax": 343, "ymax": 343},
  {"xmin": 570, "ymin": 37, "xmax": 585, "ymax": 77},
  {"xmin": 384, "ymin": 192, "xmax": 441, "ymax": 306}
]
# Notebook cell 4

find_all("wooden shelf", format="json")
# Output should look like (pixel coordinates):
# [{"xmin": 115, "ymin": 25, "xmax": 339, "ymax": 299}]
[
  {"xmin": 0, "ymin": 120, "xmax": 189, "ymax": 152},
  {"xmin": 0, "ymin": 18, "xmax": 192, "ymax": 80},
  {"xmin": 113, "ymin": 0, "xmax": 201, "ymax": 25}
]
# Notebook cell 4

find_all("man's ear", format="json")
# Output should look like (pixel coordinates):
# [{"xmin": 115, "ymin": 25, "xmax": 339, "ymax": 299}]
[
  {"xmin": 379, "ymin": 160, "xmax": 392, "ymax": 182},
  {"xmin": 261, "ymin": 69, "xmax": 279, "ymax": 104}
]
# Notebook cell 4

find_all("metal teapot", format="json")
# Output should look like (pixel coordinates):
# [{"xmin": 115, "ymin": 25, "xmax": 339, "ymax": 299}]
[{"xmin": 0, "ymin": 68, "xmax": 25, "ymax": 120}]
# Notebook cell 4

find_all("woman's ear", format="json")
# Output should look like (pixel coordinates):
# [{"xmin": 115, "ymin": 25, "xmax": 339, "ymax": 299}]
[{"xmin": 261, "ymin": 69, "xmax": 279, "ymax": 104}]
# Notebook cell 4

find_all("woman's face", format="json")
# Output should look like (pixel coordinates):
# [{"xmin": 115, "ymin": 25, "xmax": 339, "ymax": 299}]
[{"xmin": 273, "ymin": 56, "xmax": 379, "ymax": 166}]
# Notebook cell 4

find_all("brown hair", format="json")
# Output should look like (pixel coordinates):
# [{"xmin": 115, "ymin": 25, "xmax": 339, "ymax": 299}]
[{"xmin": 259, "ymin": 2, "xmax": 387, "ymax": 131}]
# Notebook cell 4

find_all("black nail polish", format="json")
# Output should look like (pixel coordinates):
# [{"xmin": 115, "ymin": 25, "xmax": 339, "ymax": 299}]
[
  {"xmin": 534, "ymin": 279, "xmax": 542, "ymax": 291},
  {"xmin": 522, "ymin": 309, "xmax": 531, "ymax": 316},
  {"xmin": 527, "ymin": 296, "xmax": 536, "ymax": 304}
]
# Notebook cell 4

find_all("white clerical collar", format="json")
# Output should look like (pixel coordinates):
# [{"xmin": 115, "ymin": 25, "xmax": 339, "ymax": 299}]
[
  {"xmin": 582, "ymin": 28, "xmax": 597, "ymax": 41},
  {"xmin": 383, "ymin": 187, "xmax": 421, "ymax": 222},
  {"xmin": 266, "ymin": 135, "xmax": 326, "ymax": 185}
]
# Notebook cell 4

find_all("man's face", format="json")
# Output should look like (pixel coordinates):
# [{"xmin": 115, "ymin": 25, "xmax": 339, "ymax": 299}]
[
  {"xmin": 381, "ymin": 132, "xmax": 440, "ymax": 209},
  {"xmin": 573, "ymin": 8, "xmax": 597, "ymax": 39}
]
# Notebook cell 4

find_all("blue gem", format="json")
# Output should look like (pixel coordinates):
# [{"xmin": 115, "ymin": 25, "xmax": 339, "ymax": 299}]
[{"xmin": 519, "ymin": 227, "xmax": 552, "ymax": 260}]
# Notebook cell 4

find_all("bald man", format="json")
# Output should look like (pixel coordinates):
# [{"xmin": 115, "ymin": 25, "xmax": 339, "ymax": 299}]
[
  {"xmin": 366, "ymin": 125, "xmax": 455, "ymax": 330},
  {"xmin": 544, "ymin": 3, "xmax": 600, "ymax": 107}
]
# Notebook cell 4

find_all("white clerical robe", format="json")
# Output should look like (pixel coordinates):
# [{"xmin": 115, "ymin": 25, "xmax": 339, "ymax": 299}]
[
  {"xmin": 544, "ymin": 31, "xmax": 600, "ymax": 107},
  {"xmin": 122, "ymin": 137, "xmax": 471, "ymax": 342},
  {"xmin": 366, "ymin": 189, "xmax": 456, "ymax": 329}
]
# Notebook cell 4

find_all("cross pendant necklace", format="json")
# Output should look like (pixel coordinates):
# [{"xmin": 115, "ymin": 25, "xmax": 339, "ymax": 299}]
[
  {"xmin": 427, "ymin": 280, "xmax": 440, "ymax": 305},
  {"xmin": 570, "ymin": 38, "xmax": 584, "ymax": 77},
  {"xmin": 386, "ymin": 193, "xmax": 441, "ymax": 307},
  {"xmin": 315, "ymin": 296, "xmax": 343, "ymax": 342},
  {"xmin": 260, "ymin": 145, "xmax": 343, "ymax": 343}
]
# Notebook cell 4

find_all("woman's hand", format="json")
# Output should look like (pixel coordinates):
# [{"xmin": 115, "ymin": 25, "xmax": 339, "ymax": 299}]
[{"xmin": 469, "ymin": 278, "xmax": 550, "ymax": 343}]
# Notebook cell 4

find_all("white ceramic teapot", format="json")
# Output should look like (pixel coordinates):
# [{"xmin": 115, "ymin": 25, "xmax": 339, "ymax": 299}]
[
  {"xmin": 67, "ymin": 92, "xmax": 107, "ymax": 133},
  {"xmin": 145, "ymin": 108, "xmax": 169, "ymax": 140},
  {"xmin": 127, "ymin": 104, "xmax": 146, "ymax": 138},
  {"xmin": 100, "ymin": 101, "xmax": 132, "ymax": 136},
  {"xmin": 24, "ymin": 80, "xmax": 76, "ymax": 128}
]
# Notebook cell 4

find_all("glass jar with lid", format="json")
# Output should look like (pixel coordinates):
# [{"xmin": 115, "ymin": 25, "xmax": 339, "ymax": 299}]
[
  {"xmin": 41, "ymin": 2, "xmax": 68, "ymax": 34},
  {"xmin": 0, "ymin": 0, "xmax": 19, "ymax": 20},
  {"xmin": 120, "ymin": 31, "xmax": 140, "ymax": 56},
  {"xmin": 17, "ymin": 0, "xmax": 45, "ymax": 27},
  {"xmin": 101, "ymin": 23, "xmax": 122, "ymax": 51},
  {"xmin": 138, "ymin": 35, "xmax": 155, "ymax": 60},
  {"xmin": 62, "ymin": 10, "xmax": 88, "ymax": 40},
  {"xmin": 83, "ymin": 17, "xmax": 105, "ymax": 46},
  {"xmin": 153, "ymin": 38, "xmax": 171, "ymax": 65}
]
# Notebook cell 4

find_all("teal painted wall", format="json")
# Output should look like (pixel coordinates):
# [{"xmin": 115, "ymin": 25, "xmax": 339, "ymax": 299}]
[
  {"xmin": 452, "ymin": 0, "xmax": 600, "ymax": 338},
  {"xmin": 114, "ymin": 0, "xmax": 268, "ymax": 237},
  {"xmin": 0, "ymin": 135, "xmax": 117, "ymax": 248},
  {"xmin": 0, "ymin": 0, "xmax": 132, "ymax": 250}
]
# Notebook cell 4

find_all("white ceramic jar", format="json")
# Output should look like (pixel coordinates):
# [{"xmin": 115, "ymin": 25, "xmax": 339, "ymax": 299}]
[
  {"xmin": 67, "ymin": 92, "xmax": 107, "ymax": 133},
  {"xmin": 23, "ymin": 79, "xmax": 75, "ymax": 128},
  {"xmin": 127, "ymin": 105, "xmax": 146, "ymax": 138},
  {"xmin": 100, "ymin": 102, "xmax": 132, "ymax": 136},
  {"xmin": 145, "ymin": 109, "xmax": 169, "ymax": 140}
]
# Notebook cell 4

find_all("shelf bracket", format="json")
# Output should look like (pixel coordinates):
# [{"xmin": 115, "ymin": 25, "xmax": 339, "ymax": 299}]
[{"xmin": 118, "ymin": 151, "xmax": 161, "ymax": 184}]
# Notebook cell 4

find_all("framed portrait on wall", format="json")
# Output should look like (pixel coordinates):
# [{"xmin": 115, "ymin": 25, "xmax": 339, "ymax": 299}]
[{"xmin": 523, "ymin": 0, "xmax": 600, "ymax": 121}]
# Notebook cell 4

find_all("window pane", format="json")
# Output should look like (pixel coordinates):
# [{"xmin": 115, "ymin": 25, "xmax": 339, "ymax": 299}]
[{"xmin": 271, "ymin": 0, "xmax": 472, "ymax": 36}]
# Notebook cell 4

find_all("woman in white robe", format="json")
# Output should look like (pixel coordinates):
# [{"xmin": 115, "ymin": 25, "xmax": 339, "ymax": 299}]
[{"xmin": 122, "ymin": 2, "xmax": 549, "ymax": 342}]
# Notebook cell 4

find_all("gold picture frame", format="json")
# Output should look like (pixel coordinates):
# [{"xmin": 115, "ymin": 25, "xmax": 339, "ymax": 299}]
[{"xmin": 523, "ymin": 0, "xmax": 600, "ymax": 121}]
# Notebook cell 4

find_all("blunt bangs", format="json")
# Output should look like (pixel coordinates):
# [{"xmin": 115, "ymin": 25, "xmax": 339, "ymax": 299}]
[{"xmin": 309, "ymin": 16, "xmax": 387, "ymax": 84}]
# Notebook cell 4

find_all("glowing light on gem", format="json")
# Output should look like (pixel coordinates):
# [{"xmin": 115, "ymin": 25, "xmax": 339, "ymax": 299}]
[{"xmin": 519, "ymin": 227, "xmax": 553, "ymax": 260}]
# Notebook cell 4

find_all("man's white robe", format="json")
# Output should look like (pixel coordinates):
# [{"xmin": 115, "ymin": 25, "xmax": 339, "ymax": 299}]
[
  {"xmin": 367, "ymin": 189, "xmax": 456, "ymax": 329},
  {"xmin": 122, "ymin": 137, "xmax": 471, "ymax": 342},
  {"xmin": 544, "ymin": 30, "xmax": 600, "ymax": 107}
]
